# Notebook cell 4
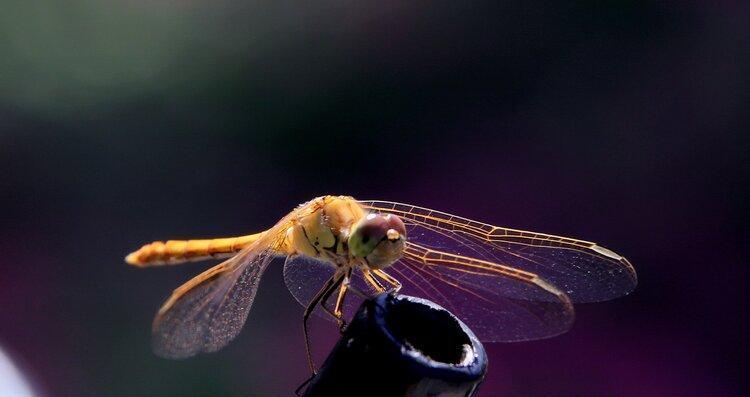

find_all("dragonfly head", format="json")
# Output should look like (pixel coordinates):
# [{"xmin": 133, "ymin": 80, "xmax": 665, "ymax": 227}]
[{"xmin": 349, "ymin": 213, "xmax": 406, "ymax": 269}]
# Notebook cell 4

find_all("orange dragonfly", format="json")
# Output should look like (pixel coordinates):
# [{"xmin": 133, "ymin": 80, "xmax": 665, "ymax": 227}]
[{"xmin": 126, "ymin": 195, "xmax": 636, "ymax": 372}]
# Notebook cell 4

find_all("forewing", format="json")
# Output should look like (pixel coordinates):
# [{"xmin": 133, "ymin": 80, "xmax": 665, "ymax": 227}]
[
  {"xmin": 382, "ymin": 242, "xmax": 574, "ymax": 342},
  {"xmin": 361, "ymin": 200, "xmax": 637, "ymax": 303}
]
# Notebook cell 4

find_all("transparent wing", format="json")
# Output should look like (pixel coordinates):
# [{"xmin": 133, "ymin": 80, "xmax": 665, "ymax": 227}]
[
  {"xmin": 151, "ymin": 223, "xmax": 290, "ymax": 359},
  {"xmin": 383, "ymin": 242, "xmax": 574, "ymax": 342},
  {"xmin": 283, "ymin": 255, "xmax": 380, "ymax": 321},
  {"xmin": 361, "ymin": 200, "xmax": 637, "ymax": 303}
]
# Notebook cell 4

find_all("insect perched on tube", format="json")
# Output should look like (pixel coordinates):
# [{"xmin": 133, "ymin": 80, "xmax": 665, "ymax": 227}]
[{"xmin": 126, "ymin": 195, "xmax": 637, "ymax": 373}]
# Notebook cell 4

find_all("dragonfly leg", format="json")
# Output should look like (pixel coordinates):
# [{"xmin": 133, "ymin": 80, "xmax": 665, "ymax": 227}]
[
  {"xmin": 303, "ymin": 271, "xmax": 344, "ymax": 374},
  {"xmin": 333, "ymin": 268, "xmax": 354, "ymax": 331},
  {"xmin": 361, "ymin": 267, "xmax": 386, "ymax": 293},
  {"xmin": 333, "ymin": 276, "xmax": 350, "ymax": 319},
  {"xmin": 320, "ymin": 267, "xmax": 352, "ymax": 331},
  {"xmin": 372, "ymin": 268, "xmax": 402, "ymax": 293}
]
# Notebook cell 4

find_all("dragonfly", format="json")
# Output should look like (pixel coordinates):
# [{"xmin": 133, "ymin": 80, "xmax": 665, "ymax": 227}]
[{"xmin": 126, "ymin": 195, "xmax": 637, "ymax": 373}]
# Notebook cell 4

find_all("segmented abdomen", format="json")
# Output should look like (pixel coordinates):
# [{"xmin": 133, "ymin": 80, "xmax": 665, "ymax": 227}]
[{"xmin": 125, "ymin": 233, "xmax": 262, "ymax": 267}]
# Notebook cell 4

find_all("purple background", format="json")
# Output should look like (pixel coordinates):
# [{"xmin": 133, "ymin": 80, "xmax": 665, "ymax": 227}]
[{"xmin": 0, "ymin": 2, "xmax": 747, "ymax": 396}]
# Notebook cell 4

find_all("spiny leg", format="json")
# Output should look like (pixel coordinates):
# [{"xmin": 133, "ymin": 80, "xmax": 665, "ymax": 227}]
[
  {"xmin": 333, "ymin": 276, "xmax": 350, "ymax": 319},
  {"xmin": 295, "ymin": 269, "xmax": 356, "ymax": 395},
  {"xmin": 332, "ymin": 267, "xmax": 353, "ymax": 330},
  {"xmin": 372, "ymin": 268, "xmax": 402, "ymax": 293},
  {"xmin": 302, "ymin": 272, "xmax": 343, "ymax": 374},
  {"xmin": 361, "ymin": 267, "xmax": 387, "ymax": 293},
  {"xmin": 319, "ymin": 267, "xmax": 352, "ymax": 331}
]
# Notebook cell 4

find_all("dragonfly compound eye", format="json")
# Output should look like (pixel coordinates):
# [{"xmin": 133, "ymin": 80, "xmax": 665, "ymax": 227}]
[{"xmin": 349, "ymin": 213, "xmax": 406, "ymax": 269}]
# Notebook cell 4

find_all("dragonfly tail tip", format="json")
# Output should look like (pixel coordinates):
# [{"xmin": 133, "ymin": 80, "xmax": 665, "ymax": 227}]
[{"xmin": 125, "ymin": 252, "xmax": 144, "ymax": 267}]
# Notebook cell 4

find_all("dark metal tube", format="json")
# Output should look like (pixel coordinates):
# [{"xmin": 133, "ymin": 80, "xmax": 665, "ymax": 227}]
[{"xmin": 302, "ymin": 293, "xmax": 487, "ymax": 397}]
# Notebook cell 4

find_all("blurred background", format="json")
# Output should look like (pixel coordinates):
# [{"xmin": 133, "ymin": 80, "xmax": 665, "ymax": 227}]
[{"xmin": 1, "ymin": 1, "xmax": 747, "ymax": 396}]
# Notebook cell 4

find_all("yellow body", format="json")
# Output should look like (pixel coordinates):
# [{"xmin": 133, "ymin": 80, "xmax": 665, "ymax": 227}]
[
  {"xmin": 126, "ymin": 196, "xmax": 367, "ymax": 268},
  {"xmin": 286, "ymin": 196, "xmax": 366, "ymax": 262},
  {"xmin": 127, "ymin": 194, "xmax": 636, "ymax": 373},
  {"xmin": 125, "ymin": 233, "xmax": 264, "ymax": 266}
]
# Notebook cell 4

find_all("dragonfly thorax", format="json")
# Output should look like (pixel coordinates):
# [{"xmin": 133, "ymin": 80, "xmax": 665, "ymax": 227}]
[
  {"xmin": 286, "ymin": 196, "xmax": 406, "ymax": 269},
  {"xmin": 287, "ymin": 196, "xmax": 364, "ymax": 264}
]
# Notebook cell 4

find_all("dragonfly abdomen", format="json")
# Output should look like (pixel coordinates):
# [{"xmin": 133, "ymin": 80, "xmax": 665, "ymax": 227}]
[{"xmin": 125, "ymin": 233, "xmax": 262, "ymax": 267}]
